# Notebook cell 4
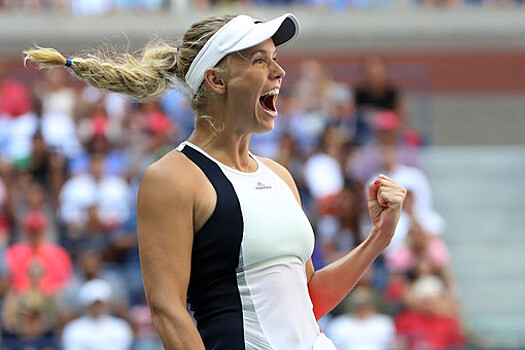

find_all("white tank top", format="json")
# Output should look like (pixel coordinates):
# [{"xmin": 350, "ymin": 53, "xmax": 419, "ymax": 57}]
[{"xmin": 176, "ymin": 141, "xmax": 336, "ymax": 350}]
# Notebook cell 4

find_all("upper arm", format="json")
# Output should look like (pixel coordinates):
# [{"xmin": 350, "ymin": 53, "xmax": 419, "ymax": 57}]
[{"xmin": 137, "ymin": 154, "xmax": 195, "ymax": 311}]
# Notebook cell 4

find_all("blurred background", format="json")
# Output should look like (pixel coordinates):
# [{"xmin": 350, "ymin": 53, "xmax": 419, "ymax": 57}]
[{"xmin": 0, "ymin": 1, "xmax": 524, "ymax": 349}]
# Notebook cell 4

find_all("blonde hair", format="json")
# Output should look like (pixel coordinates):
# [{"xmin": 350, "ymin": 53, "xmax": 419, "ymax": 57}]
[{"xmin": 24, "ymin": 15, "xmax": 235, "ymax": 110}]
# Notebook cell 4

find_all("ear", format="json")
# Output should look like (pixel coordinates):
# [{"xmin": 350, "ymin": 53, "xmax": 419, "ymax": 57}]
[{"xmin": 203, "ymin": 68, "xmax": 227, "ymax": 95}]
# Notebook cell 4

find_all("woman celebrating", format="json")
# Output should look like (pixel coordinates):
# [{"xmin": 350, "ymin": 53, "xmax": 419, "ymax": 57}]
[{"xmin": 25, "ymin": 13, "xmax": 406, "ymax": 350}]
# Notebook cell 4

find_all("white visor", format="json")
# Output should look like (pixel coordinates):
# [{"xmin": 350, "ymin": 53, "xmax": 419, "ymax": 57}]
[{"xmin": 185, "ymin": 13, "xmax": 300, "ymax": 94}]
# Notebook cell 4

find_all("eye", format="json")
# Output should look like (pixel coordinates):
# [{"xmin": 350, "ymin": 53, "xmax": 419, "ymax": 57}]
[{"xmin": 253, "ymin": 58, "xmax": 266, "ymax": 64}]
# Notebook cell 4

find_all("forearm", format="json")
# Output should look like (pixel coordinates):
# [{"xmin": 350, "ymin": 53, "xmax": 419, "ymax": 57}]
[
  {"xmin": 150, "ymin": 305, "xmax": 205, "ymax": 350},
  {"xmin": 308, "ymin": 228, "xmax": 387, "ymax": 319}
]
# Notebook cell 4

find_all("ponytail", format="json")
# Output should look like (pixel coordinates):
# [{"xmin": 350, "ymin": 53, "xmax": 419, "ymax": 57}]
[
  {"xmin": 25, "ymin": 15, "xmax": 234, "ymax": 105},
  {"xmin": 24, "ymin": 41, "xmax": 178, "ymax": 101}
]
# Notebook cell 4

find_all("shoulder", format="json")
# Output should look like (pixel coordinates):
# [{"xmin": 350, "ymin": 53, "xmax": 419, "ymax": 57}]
[
  {"xmin": 137, "ymin": 148, "xmax": 213, "ymax": 234},
  {"xmin": 138, "ymin": 149, "xmax": 201, "ymax": 204},
  {"xmin": 256, "ymin": 156, "xmax": 301, "ymax": 204},
  {"xmin": 257, "ymin": 156, "xmax": 292, "ymax": 180}
]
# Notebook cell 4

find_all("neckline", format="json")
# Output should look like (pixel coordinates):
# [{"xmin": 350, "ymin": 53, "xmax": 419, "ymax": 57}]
[{"xmin": 182, "ymin": 141, "xmax": 262, "ymax": 176}]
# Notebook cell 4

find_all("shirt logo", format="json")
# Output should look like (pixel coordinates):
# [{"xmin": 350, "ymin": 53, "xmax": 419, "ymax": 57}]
[{"xmin": 255, "ymin": 181, "xmax": 272, "ymax": 190}]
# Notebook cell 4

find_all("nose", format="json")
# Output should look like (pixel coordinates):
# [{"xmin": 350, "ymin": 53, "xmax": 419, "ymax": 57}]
[{"xmin": 270, "ymin": 60, "xmax": 286, "ymax": 81}]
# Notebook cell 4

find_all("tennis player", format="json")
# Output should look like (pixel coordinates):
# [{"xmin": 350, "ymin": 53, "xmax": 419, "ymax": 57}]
[{"xmin": 25, "ymin": 13, "xmax": 406, "ymax": 350}]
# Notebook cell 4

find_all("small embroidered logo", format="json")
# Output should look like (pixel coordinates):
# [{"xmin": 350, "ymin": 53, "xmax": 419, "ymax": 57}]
[{"xmin": 255, "ymin": 181, "xmax": 272, "ymax": 190}]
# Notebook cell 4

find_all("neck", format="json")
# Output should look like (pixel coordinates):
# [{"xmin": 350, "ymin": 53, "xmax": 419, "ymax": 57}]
[{"xmin": 189, "ymin": 117, "xmax": 256, "ymax": 173}]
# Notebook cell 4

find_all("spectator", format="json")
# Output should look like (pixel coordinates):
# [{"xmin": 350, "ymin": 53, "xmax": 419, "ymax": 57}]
[
  {"xmin": 317, "ymin": 178, "xmax": 367, "ymax": 264},
  {"xmin": 291, "ymin": 60, "xmax": 334, "ymax": 153},
  {"xmin": 378, "ymin": 145, "xmax": 444, "ymax": 236},
  {"xmin": 325, "ymin": 83, "xmax": 371, "ymax": 147},
  {"xmin": 69, "ymin": 133, "xmax": 130, "ymax": 178},
  {"xmin": 28, "ymin": 132, "xmax": 67, "ymax": 195},
  {"xmin": 143, "ymin": 101, "xmax": 178, "ymax": 162},
  {"xmin": 14, "ymin": 181, "xmax": 57, "ymax": 242},
  {"xmin": 354, "ymin": 55, "xmax": 406, "ymax": 120},
  {"xmin": 41, "ymin": 102, "xmax": 82, "ymax": 159},
  {"xmin": 395, "ymin": 274, "xmax": 463, "ymax": 350},
  {"xmin": 1, "ymin": 276, "xmax": 60, "ymax": 349},
  {"xmin": 0, "ymin": 60, "xmax": 31, "ymax": 120},
  {"xmin": 41, "ymin": 69, "xmax": 76, "ymax": 119},
  {"xmin": 351, "ymin": 111, "xmax": 419, "ymax": 182},
  {"xmin": 61, "ymin": 279, "xmax": 133, "ymax": 350},
  {"xmin": 61, "ymin": 250, "xmax": 129, "ymax": 321},
  {"xmin": 276, "ymin": 93, "xmax": 315, "ymax": 155},
  {"xmin": 59, "ymin": 152, "xmax": 131, "ymax": 244},
  {"xmin": 1, "ymin": 210, "xmax": 73, "ymax": 296},
  {"xmin": 77, "ymin": 98, "xmax": 121, "ymax": 145},
  {"xmin": 304, "ymin": 127, "xmax": 346, "ymax": 201},
  {"xmin": 364, "ymin": 144, "xmax": 445, "ymax": 257},
  {"xmin": 326, "ymin": 287, "xmax": 396, "ymax": 350},
  {"xmin": 0, "ymin": 81, "xmax": 37, "ymax": 165},
  {"xmin": 160, "ymin": 89, "xmax": 197, "ymax": 141}
]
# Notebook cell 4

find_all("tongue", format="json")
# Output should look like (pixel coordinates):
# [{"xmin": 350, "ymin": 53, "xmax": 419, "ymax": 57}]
[{"xmin": 260, "ymin": 95, "xmax": 275, "ymax": 112}]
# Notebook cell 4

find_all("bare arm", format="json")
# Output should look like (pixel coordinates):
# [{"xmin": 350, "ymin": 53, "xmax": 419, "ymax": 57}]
[
  {"xmin": 307, "ymin": 174, "xmax": 406, "ymax": 319},
  {"xmin": 137, "ymin": 155, "xmax": 205, "ymax": 350}
]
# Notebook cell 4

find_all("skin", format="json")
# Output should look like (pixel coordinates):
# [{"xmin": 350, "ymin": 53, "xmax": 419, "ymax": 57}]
[{"xmin": 137, "ymin": 38, "xmax": 406, "ymax": 349}]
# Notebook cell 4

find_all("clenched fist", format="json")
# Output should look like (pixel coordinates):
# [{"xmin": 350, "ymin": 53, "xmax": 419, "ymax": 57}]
[{"xmin": 367, "ymin": 174, "xmax": 407, "ymax": 248}]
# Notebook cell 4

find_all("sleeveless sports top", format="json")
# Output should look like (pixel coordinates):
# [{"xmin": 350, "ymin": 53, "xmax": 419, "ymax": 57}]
[{"xmin": 176, "ymin": 141, "xmax": 335, "ymax": 350}]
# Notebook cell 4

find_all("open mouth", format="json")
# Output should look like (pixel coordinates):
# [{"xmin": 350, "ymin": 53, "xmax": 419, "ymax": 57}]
[{"xmin": 259, "ymin": 88, "xmax": 279, "ymax": 116}]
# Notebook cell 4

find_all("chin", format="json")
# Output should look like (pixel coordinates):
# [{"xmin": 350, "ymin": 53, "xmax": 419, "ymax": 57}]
[
  {"xmin": 252, "ymin": 109, "xmax": 276, "ymax": 134},
  {"xmin": 252, "ymin": 116, "xmax": 275, "ymax": 134}
]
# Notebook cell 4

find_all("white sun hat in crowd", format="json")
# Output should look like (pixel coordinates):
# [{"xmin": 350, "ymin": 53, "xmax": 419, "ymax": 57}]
[
  {"xmin": 79, "ymin": 279, "xmax": 112, "ymax": 307},
  {"xmin": 185, "ymin": 13, "xmax": 300, "ymax": 94}
]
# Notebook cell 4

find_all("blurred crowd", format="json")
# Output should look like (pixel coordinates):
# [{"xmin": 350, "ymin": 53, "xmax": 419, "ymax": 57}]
[
  {"xmin": 0, "ymin": 53, "xmax": 465, "ymax": 350},
  {"xmin": 0, "ymin": 0, "xmax": 523, "ymax": 13}
]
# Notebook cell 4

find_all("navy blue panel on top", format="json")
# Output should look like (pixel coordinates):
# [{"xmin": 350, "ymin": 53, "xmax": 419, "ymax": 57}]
[{"xmin": 181, "ymin": 145, "xmax": 245, "ymax": 350}]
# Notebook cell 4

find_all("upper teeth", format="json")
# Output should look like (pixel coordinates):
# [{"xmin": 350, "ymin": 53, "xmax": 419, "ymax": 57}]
[{"xmin": 261, "ymin": 88, "xmax": 279, "ymax": 97}]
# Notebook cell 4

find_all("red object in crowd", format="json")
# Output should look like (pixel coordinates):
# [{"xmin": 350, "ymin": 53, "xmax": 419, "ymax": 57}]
[
  {"xmin": 22, "ymin": 210, "xmax": 48, "ymax": 232},
  {"xmin": 395, "ymin": 309, "xmax": 464, "ymax": 350},
  {"xmin": 0, "ymin": 214, "xmax": 10, "ymax": 242},
  {"xmin": 0, "ymin": 79, "xmax": 32, "ymax": 117},
  {"xmin": 317, "ymin": 192, "xmax": 340, "ymax": 216},
  {"xmin": 404, "ymin": 128, "xmax": 422, "ymax": 147},
  {"xmin": 147, "ymin": 111, "xmax": 171, "ymax": 135},
  {"xmin": 90, "ymin": 113, "xmax": 110, "ymax": 137},
  {"xmin": 5, "ymin": 241, "xmax": 73, "ymax": 296},
  {"xmin": 384, "ymin": 275, "xmax": 406, "ymax": 304},
  {"xmin": 372, "ymin": 110, "xmax": 402, "ymax": 131}
]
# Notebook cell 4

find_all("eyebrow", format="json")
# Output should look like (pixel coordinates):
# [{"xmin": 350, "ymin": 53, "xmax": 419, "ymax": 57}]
[{"xmin": 248, "ymin": 49, "xmax": 278, "ymax": 58}]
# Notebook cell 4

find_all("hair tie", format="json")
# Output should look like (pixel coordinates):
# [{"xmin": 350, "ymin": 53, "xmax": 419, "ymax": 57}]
[{"xmin": 65, "ymin": 59, "xmax": 72, "ymax": 68}]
